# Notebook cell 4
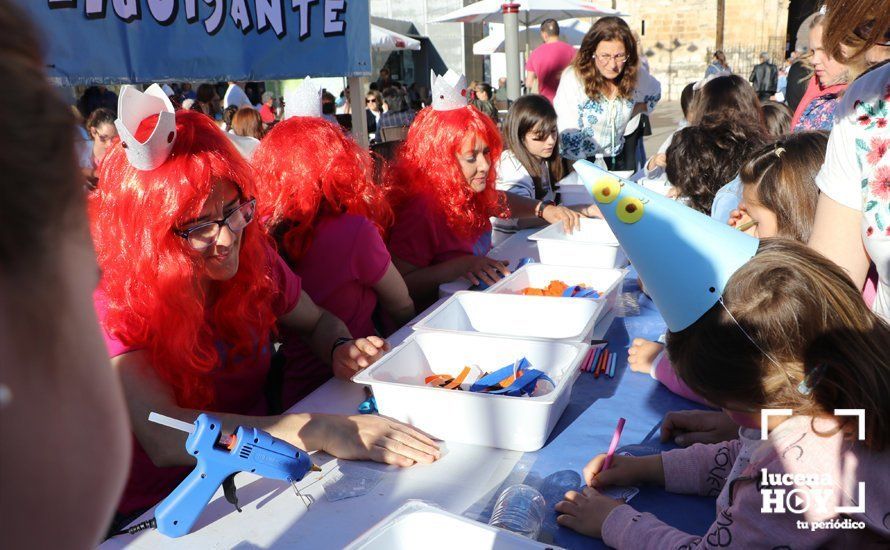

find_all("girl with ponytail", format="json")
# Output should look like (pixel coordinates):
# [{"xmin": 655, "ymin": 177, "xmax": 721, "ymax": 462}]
[{"xmin": 556, "ymin": 239, "xmax": 890, "ymax": 546}]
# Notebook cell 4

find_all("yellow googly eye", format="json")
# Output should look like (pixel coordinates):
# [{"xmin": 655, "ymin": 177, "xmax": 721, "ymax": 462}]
[
  {"xmin": 592, "ymin": 177, "xmax": 620, "ymax": 204},
  {"xmin": 616, "ymin": 197, "xmax": 644, "ymax": 224}
]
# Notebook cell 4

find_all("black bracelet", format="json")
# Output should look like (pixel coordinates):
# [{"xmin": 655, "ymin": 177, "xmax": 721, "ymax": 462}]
[
  {"xmin": 330, "ymin": 337, "xmax": 353, "ymax": 361},
  {"xmin": 536, "ymin": 200, "xmax": 555, "ymax": 219}
]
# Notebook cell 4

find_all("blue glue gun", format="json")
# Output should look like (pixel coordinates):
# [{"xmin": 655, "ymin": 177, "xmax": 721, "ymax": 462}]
[{"xmin": 148, "ymin": 412, "xmax": 316, "ymax": 538}]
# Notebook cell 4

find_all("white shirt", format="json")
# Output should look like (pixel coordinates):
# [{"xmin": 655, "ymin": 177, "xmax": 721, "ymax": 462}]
[
  {"xmin": 815, "ymin": 63, "xmax": 890, "ymax": 320},
  {"xmin": 225, "ymin": 133, "xmax": 260, "ymax": 159},
  {"xmin": 554, "ymin": 66, "xmax": 661, "ymax": 161},
  {"xmin": 491, "ymin": 150, "xmax": 554, "ymax": 245},
  {"xmin": 223, "ymin": 83, "xmax": 252, "ymax": 109}
]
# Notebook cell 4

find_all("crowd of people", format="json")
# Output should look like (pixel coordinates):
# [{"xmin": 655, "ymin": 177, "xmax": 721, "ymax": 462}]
[{"xmin": 1, "ymin": 1, "xmax": 889, "ymax": 548}]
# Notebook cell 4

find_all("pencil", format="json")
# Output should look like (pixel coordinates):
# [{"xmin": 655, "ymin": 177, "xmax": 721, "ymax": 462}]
[
  {"xmin": 590, "ymin": 348, "xmax": 603, "ymax": 372},
  {"xmin": 608, "ymin": 353, "xmax": 616, "ymax": 378},
  {"xmin": 737, "ymin": 219, "xmax": 758, "ymax": 232},
  {"xmin": 581, "ymin": 347, "xmax": 595, "ymax": 372},
  {"xmin": 601, "ymin": 417, "xmax": 627, "ymax": 472}
]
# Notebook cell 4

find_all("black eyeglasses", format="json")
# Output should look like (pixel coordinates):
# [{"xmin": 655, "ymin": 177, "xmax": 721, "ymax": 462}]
[{"xmin": 174, "ymin": 199, "xmax": 256, "ymax": 251}]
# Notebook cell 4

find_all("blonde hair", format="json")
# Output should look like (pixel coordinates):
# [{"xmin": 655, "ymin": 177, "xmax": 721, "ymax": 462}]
[{"xmin": 667, "ymin": 239, "xmax": 890, "ymax": 450}]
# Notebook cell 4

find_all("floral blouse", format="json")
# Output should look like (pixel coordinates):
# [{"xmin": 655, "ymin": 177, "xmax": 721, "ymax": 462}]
[
  {"xmin": 815, "ymin": 62, "xmax": 890, "ymax": 320},
  {"xmin": 793, "ymin": 92, "xmax": 842, "ymax": 131},
  {"xmin": 554, "ymin": 65, "xmax": 661, "ymax": 161}
]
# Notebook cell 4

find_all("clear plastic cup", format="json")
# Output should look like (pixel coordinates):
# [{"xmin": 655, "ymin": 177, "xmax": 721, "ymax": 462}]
[{"xmin": 488, "ymin": 484, "xmax": 547, "ymax": 539}]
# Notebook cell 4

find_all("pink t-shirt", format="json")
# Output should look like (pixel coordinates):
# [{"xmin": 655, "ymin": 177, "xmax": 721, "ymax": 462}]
[
  {"xmin": 280, "ymin": 214, "xmax": 391, "ymax": 408},
  {"xmin": 526, "ymin": 41, "xmax": 577, "ymax": 102},
  {"xmin": 95, "ymin": 245, "xmax": 301, "ymax": 516},
  {"xmin": 388, "ymin": 194, "xmax": 492, "ymax": 268}
]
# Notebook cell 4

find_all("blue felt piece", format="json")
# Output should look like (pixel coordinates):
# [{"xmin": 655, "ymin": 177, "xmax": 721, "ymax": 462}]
[
  {"xmin": 485, "ymin": 369, "xmax": 554, "ymax": 396},
  {"xmin": 464, "ymin": 272, "xmax": 718, "ymax": 549},
  {"xmin": 574, "ymin": 288, "xmax": 600, "ymax": 299},
  {"xmin": 468, "ymin": 358, "xmax": 553, "ymax": 397},
  {"xmin": 469, "ymin": 358, "xmax": 530, "ymax": 392}
]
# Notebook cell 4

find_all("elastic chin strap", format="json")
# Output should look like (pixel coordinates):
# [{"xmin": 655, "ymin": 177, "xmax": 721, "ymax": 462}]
[{"xmin": 717, "ymin": 296, "xmax": 784, "ymax": 371}]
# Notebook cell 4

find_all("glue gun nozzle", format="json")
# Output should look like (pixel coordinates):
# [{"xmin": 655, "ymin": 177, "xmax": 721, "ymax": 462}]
[{"xmin": 310, "ymin": 464, "xmax": 322, "ymax": 472}]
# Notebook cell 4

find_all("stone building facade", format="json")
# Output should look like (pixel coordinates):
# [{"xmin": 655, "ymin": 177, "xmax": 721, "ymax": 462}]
[{"xmin": 615, "ymin": 0, "xmax": 792, "ymax": 100}]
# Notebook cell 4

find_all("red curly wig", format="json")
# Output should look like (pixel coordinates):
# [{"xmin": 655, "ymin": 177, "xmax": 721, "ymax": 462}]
[
  {"xmin": 390, "ymin": 105, "xmax": 505, "ymax": 239},
  {"xmin": 252, "ymin": 116, "xmax": 393, "ymax": 262},
  {"xmin": 89, "ymin": 109, "xmax": 278, "ymax": 409}
]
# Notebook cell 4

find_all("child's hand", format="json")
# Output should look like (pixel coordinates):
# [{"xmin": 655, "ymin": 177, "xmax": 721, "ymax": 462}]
[
  {"xmin": 660, "ymin": 409, "xmax": 740, "ymax": 447},
  {"xmin": 583, "ymin": 453, "xmax": 665, "ymax": 488},
  {"xmin": 727, "ymin": 208, "xmax": 756, "ymax": 234},
  {"xmin": 462, "ymin": 257, "xmax": 510, "ymax": 286},
  {"xmin": 648, "ymin": 152, "xmax": 667, "ymax": 170},
  {"xmin": 332, "ymin": 336, "xmax": 389, "ymax": 379},
  {"xmin": 555, "ymin": 486, "xmax": 624, "ymax": 538},
  {"xmin": 627, "ymin": 338, "xmax": 664, "ymax": 374}
]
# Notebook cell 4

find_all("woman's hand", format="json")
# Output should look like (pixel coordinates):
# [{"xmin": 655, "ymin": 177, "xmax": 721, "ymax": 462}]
[
  {"xmin": 583, "ymin": 453, "xmax": 665, "ymax": 488},
  {"xmin": 332, "ymin": 336, "xmax": 389, "ymax": 379},
  {"xmin": 316, "ymin": 414, "xmax": 441, "ymax": 467},
  {"xmin": 542, "ymin": 204, "xmax": 582, "ymax": 233},
  {"xmin": 571, "ymin": 203, "xmax": 602, "ymax": 218},
  {"xmin": 555, "ymin": 486, "xmax": 624, "ymax": 538},
  {"xmin": 462, "ymin": 256, "xmax": 510, "ymax": 286},
  {"xmin": 660, "ymin": 410, "xmax": 740, "ymax": 447},
  {"xmin": 647, "ymin": 152, "xmax": 667, "ymax": 171}
]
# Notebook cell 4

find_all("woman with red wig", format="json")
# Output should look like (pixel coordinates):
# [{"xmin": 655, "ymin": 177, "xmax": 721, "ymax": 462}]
[
  {"xmin": 91, "ymin": 92, "xmax": 439, "ymax": 525},
  {"xmin": 253, "ymin": 112, "xmax": 414, "ymax": 409},
  {"xmin": 388, "ymin": 70, "xmax": 580, "ymax": 308}
]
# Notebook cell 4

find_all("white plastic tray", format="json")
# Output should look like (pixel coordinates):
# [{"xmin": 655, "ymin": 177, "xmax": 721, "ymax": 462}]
[
  {"xmin": 345, "ymin": 501, "xmax": 563, "ymax": 549},
  {"xmin": 412, "ymin": 290, "xmax": 600, "ymax": 342},
  {"xmin": 352, "ymin": 331, "xmax": 585, "ymax": 451},
  {"xmin": 485, "ymin": 263, "xmax": 625, "ymax": 327},
  {"xmin": 528, "ymin": 217, "xmax": 628, "ymax": 269}
]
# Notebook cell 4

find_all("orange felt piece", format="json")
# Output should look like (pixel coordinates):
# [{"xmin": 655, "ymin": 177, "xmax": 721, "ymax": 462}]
[
  {"xmin": 425, "ymin": 374, "xmax": 451, "ymax": 386},
  {"xmin": 443, "ymin": 366, "xmax": 472, "ymax": 389}
]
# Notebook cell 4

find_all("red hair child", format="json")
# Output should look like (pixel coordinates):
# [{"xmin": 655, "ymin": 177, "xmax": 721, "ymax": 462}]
[
  {"xmin": 253, "ymin": 115, "xmax": 414, "ymax": 408},
  {"xmin": 91, "ymin": 98, "xmax": 438, "ymax": 524},
  {"xmin": 388, "ymin": 70, "xmax": 580, "ymax": 308}
]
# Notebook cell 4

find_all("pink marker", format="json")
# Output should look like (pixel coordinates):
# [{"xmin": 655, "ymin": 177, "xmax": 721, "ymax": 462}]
[{"xmin": 601, "ymin": 417, "xmax": 626, "ymax": 472}]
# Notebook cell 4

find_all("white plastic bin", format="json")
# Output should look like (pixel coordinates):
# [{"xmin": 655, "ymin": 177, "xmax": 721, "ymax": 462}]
[
  {"xmin": 528, "ymin": 217, "xmax": 628, "ymax": 268},
  {"xmin": 413, "ymin": 290, "xmax": 600, "ymax": 342},
  {"xmin": 486, "ymin": 263, "xmax": 625, "ymax": 326},
  {"xmin": 352, "ymin": 332, "xmax": 585, "ymax": 451},
  {"xmin": 345, "ymin": 501, "xmax": 563, "ymax": 549}
]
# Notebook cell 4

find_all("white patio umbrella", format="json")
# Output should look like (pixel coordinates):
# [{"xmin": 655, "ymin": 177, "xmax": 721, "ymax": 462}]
[
  {"xmin": 371, "ymin": 24, "xmax": 421, "ymax": 52},
  {"xmin": 473, "ymin": 19, "xmax": 589, "ymax": 56},
  {"xmin": 431, "ymin": 0, "xmax": 624, "ymax": 26},
  {"xmin": 433, "ymin": 0, "xmax": 625, "ymax": 100}
]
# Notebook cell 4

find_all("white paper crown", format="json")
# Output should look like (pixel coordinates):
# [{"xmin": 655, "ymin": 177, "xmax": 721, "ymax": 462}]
[
  {"xmin": 431, "ymin": 69, "xmax": 468, "ymax": 111},
  {"xmin": 114, "ymin": 84, "xmax": 177, "ymax": 171},
  {"xmin": 284, "ymin": 77, "xmax": 322, "ymax": 119}
]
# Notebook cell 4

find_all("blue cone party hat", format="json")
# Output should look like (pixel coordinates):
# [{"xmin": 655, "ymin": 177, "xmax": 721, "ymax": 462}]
[{"xmin": 574, "ymin": 160, "xmax": 759, "ymax": 331}]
